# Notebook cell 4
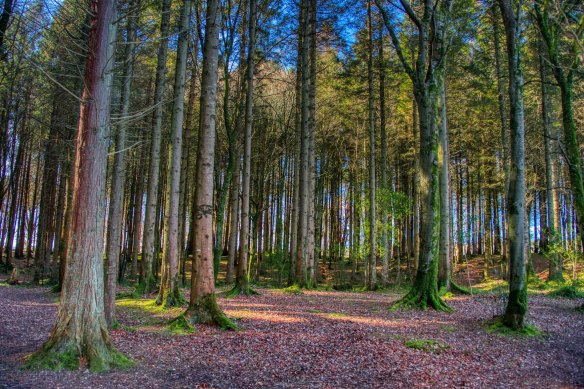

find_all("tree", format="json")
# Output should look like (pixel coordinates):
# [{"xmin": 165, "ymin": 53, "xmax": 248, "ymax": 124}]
[
  {"xmin": 24, "ymin": 0, "xmax": 131, "ymax": 371},
  {"xmin": 534, "ymin": 0, "xmax": 584, "ymax": 252},
  {"xmin": 366, "ymin": 0, "xmax": 377, "ymax": 291},
  {"xmin": 376, "ymin": 0, "xmax": 453, "ymax": 311},
  {"xmin": 179, "ymin": 0, "xmax": 237, "ymax": 329},
  {"xmin": 228, "ymin": 0, "xmax": 259, "ymax": 297},
  {"xmin": 498, "ymin": 0, "xmax": 528, "ymax": 329},
  {"xmin": 156, "ymin": 0, "xmax": 191, "ymax": 307},
  {"xmin": 105, "ymin": 0, "xmax": 140, "ymax": 327},
  {"xmin": 140, "ymin": 0, "xmax": 172, "ymax": 294}
]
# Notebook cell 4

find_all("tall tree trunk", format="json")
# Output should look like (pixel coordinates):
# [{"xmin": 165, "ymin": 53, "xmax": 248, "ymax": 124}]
[
  {"xmin": 181, "ymin": 0, "xmax": 236, "ymax": 329},
  {"xmin": 438, "ymin": 79, "xmax": 451, "ymax": 290},
  {"xmin": 366, "ymin": 0, "xmax": 377, "ymax": 291},
  {"xmin": 156, "ymin": 0, "xmax": 191, "ymax": 307},
  {"xmin": 25, "ymin": 0, "xmax": 129, "ymax": 371},
  {"xmin": 378, "ymin": 20, "xmax": 389, "ymax": 288},
  {"xmin": 105, "ymin": 0, "xmax": 139, "ymax": 325},
  {"xmin": 499, "ymin": 0, "xmax": 527, "ymax": 329},
  {"xmin": 229, "ymin": 0, "xmax": 257, "ymax": 296},
  {"xmin": 140, "ymin": 0, "xmax": 172, "ymax": 293},
  {"xmin": 295, "ymin": 0, "xmax": 310, "ymax": 287}
]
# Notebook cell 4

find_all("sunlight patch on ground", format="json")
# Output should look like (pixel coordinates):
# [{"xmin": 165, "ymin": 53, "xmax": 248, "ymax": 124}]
[{"xmin": 225, "ymin": 309, "xmax": 307, "ymax": 323}]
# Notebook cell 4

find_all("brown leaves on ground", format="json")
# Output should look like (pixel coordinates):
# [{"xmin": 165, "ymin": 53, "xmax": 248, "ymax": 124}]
[{"xmin": 0, "ymin": 283, "xmax": 583, "ymax": 388}]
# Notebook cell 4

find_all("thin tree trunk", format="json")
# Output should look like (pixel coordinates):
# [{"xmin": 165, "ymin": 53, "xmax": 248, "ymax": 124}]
[{"xmin": 140, "ymin": 0, "xmax": 172, "ymax": 293}]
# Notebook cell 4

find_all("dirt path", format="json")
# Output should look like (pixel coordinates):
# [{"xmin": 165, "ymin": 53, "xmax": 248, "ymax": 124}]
[{"xmin": 1, "ymin": 284, "xmax": 583, "ymax": 388}]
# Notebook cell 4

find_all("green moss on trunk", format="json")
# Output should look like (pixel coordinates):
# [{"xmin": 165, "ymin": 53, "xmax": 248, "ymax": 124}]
[
  {"xmin": 392, "ymin": 267, "xmax": 452, "ymax": 312},
  {"xmin": 184, "ymin": 293, "xmax": 239, "ymax": 330},
  {"xmin": 137, "ymin": 275, "xmax": 157, "ymax": 295},
  {"xmin": 155, "ymin": 284, "xmax": 185, "ymax": 308},
  {"xmin": 168, "ymin": 314, "xmax": 195, "ymax": 334},
  {"xmin": 24, "ymin": 342, "xmax": 133, "ymax": 373},
  {"xmin": 503, "ymin": 286, "xmax": 527, "ymax": 329},
  {"xmin": 225, "ymin": 276, "xmax": 258, "ymax": 298}
]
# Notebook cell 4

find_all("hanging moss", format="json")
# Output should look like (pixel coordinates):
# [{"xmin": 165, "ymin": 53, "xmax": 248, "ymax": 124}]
[{"xmin": 184, "ymin": 293, "xmax": 239, "ymax": 330}]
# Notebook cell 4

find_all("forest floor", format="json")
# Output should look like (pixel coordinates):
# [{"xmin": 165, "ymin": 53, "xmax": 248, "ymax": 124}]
[{"xmin": 1, "ymin": 280, "xmax": 583, "ymax": 388}]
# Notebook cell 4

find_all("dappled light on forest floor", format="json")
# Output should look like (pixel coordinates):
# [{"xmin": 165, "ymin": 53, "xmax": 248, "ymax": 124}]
[{"xmin": 1, "ymin": 284, "xmax": 583, "ymax": 388}]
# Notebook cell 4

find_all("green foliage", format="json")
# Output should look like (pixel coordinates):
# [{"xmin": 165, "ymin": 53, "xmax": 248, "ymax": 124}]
[
  {"xmin": 549, "ymin": 284, "xmax": 584, "ymax": 299},
  {"xmin": 403, "ymin": 339, "xmax": 450, "ymax": 353}
]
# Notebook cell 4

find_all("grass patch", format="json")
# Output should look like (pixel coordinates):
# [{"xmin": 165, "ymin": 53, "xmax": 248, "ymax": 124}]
[
  {"xmin": 403, "ymin": 339, "xmax": 450, "ymax": 353},
  {"xmin": 324, "ymin": 312, "xmax": 349, "ymax": 318},
  {"xmin": 280, "ymin": 284, "xmax": 303, "ymax": 295},
  {"xmin": 308, "ymin": 309, "xmax": 324, "ymax": 314},
  {"xmin": 485, "ymin": 318, "xmax": 543, "ymax": 337},
  {"xmin": 440, "ymin": 325, "xmax": 457, "ymax": 333},
  {"xmin": 548, "ymin": 284, "xmax": 584, "ymax": 299}
]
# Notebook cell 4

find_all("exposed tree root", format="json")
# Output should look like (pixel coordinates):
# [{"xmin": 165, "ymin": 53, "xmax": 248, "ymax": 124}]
[
  {"xmin": 184, "ymin": 293, "xmax": 239, "ymax": 330},
  {"xmin": 392, "ymin": 284, "xmax": 452, "ymax": 312},
  {"xmin": 168, "ymin": 314, "xmax": 195, "ymax": 334},
  {"xmin": 224, "ymin": 281, "xmax": 259, "ymax": 298},
  {"xmin": 450, "ymin": 281, "xmax": 471, "ymax": 295}
]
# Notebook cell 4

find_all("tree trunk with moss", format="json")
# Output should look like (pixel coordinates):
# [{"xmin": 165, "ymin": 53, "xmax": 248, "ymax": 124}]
[
  {"xmin": 534, "ymin": 2, "xmax": 584, "ymax": 260},
  {"xmin": 182, "ymin": 0, "xmax": 236, "ymax": 329},
  {"xmin": 25, "ymin": 0, "xmax": 130, "ymax": 372},
  {"xmin": 140, "ymin": 0, "xmax": 172, "ymax": 294},
  {"xmin": 499, "ymin": 0, "xmax": 527, "ymax": 329},
  {"xmin": 156, "ymin": 0, "xmax": 191, "ymax": 308},
  {"xmin": 376, "ymin": 0, "xmax": 452, "ymax": 311}
]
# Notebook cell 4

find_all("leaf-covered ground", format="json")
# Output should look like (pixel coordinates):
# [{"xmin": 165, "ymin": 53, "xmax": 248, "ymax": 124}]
[{"xmin": 1, "ymin": 284, "xmax": 583, "ymax": 388}]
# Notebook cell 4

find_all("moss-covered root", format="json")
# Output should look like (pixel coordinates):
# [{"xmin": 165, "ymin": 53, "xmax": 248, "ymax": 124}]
[
  {"xmin": 184, "ymin": 293, "xmax": 239, "ymax": 330},
  {"xmin": 155, "ymin": 285, "xmax": 186, "ymax": 308},
  {"xmin": 24, "ymin": 341, "xmax": 133, "ymax": 373},
  {"xmin": 168, "ymin": 314, "xmax": 196, "ymax": 335},
  {"xmin": 391, "ymin": 285, "xmax": 453, "ymax": 312},
  {"xmin": 224, "ymin": 281, "xmax": 259, "ymax": 298},
  {"xmin": 450, "ymin": 281, "xmax": 472, "ymax": 295},
  {"xmin": 487, "ymin": 317, "xmax": 542, "ymax": 337}
]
